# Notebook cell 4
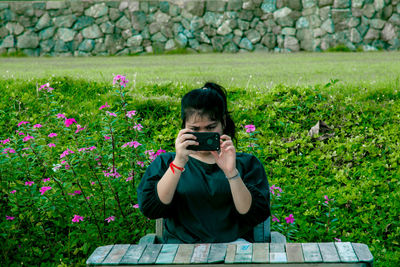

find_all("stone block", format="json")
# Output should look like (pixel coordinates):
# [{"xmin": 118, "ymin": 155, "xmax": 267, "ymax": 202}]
[
  {"xmin": 217, "ymin": 21, "xmax": 233, "ymax": 35},
  {"xmin": 175, "ymin": 33, "xmax": 188, "ymax": 47},
  {"xmin": 73, "ymin": 16, "xmax": 94, "ymax": 30},
  {"xmin": 261, "ymin": 32, "xmax": 276, "ymax": 48},
  {"xmin": 207, "ymin": 0, "xmax": 226, "ymax": 12},
  {"xmin": 203, "ymin": 25, "xmax": 216, "ymax": 36},
  {"xmin": 332, "ymin": 8, "xmax": 351, "ymax": 31},
  {"xmin": 383, "ymin": 5, "xmax": 393, "ymax": 20},
  {"xmin": 160, "ymin": 1, "xmax": 170, "ymax": 13},
  {"xmin": 82, "ymin": 24, "xmax": 103, "ymax": 39},
  {"xmin": 57, "ymin": 28, "xmax": 76, "ymax": 42},
  {"xmin": 239, "ymin": 37, "xmax": 254, "ymax": 50},
  {"xmin": 131, "ymin": 11, "xmax": 147, "ymax": 31},
  {"xmin": 282, "ymin": 27, "xmax": 296, "ymax": 35},
  {"xmin": 362, "ymin": 4, "xmax": 375, "ymax": 18},
  {"xmin": 184, "ymin": 1, "xmax": 204, "ymax": 17},
  {"xmin": 39, "ymin": 27, "xmax": 55, "ymax": 40},
  {"xmin": 46, "ymin": 2, "xmax": 67, "ymax": 10},
  {"xmin": 197, "ymin": 44, "xmax": 213, "ymax": 52},
  {"xmin": 228, "ymin": 0, "xmax": 243, "ymax": 11},
  {"xmin": 238, "ymin": 19, "xmax": 250, "ymax": 30},
  {"xmin": 190, "ymin": 17, "xmax": 205, "ymax": 31},
  {"xmin": 100, "ymin": 21, "xmax": 114, "ymax": 34},
  {"xmin": 245, "ymin": 29, "xmax": 262, "ymax": 43},
  {"xmin": 85, "ymin": 3, "xmax": 108, "ymax": 18},
  {"xmin": 116, "ymin": 15, "xmax": 132, "ymax": 30},
  {"xmin": 169, "ymin": 4, "xmax": 180, "ymax": 16},
  {"xmin": 165, "ymin": 39, "xmax": 176, "ymax": 50},
  {"xmin": 53, "ymin": 15, "xmax": 77, "ymax": 28},
  {"xmin": 350, "ymin": 27, "xmax": 362, "ymax": 43},
  {"xmin": 370, "ymin": 19, "xmax": 385, "ymax": 29},
  {"xmin": 154, "ymin": 10, "xmax": 171, "ymax": 23},
  {"xmin": 321, "ymin": 18, "xmax": 335, "ymax": 33},
  {"xmin": 204, "ymin": 12, "xmax": 224, "ymax": 27},
  {"xmin": 302, "ymin": 0, "xmax": 317, "ymax": 9},
  {"xmin": 333, "ymin": 0, "xmax": 350, "ymax": 9},
  {"xmin": 283, "ymin": 0, "xmax": 302, "ymax": 10},
  {"xmin": 319, "ymin": 0, "xmax": 333, "ymax": 7},
  {"xmin": 122, "ymin": 29, "xmax": 133, "ymax": 39},
  {"xmin": 0, "ymin": 35, "xmax": 14, "ymax": 48},
  {"xmin": 78, "ymin": 39, "xmax": 95, "ymax": 52},
  {"xmin": 319, "ymin": 6, "xmax": 331, "ymax": 21},
  {"xmin": 364, "ymin": 28, "xmax": 380, "ymax": 40},
  {"xmin": 6, "ymin": 22, "xmax": 24, "ymax": 35},
  {"xmin": 374, "ymin": 0, "xmax": 385, "ymax": 11},
  {"xmin": 17, "ymin": 32, "xmax": 39, "ymax": 48},
  {"xmin": 296, "ymin": 17, "xmax": 310, "ymax": 29},
  {"xmin": 35, "ymin": 13, "xmax": 52, "ymax": 31},
  {"xmin": 0, "ymin": 26, "xmax": 8, "ymax": 39},
  {"xmin": 389, "ymin": 14, "xmax": 400, "ymax": 26},
  {"xmin": 237, "ymin": 10, "xmax": 254, "ymax": 21},
  {"xmin": 40, "ymin": 39, "xmax": 54, "ymax": 52},
  {"xmin": 284, "ymin": 35, "xmax": 299, "ymax": 51},
  {"xmin": 381, "ymin": 23, "xmax": 396, "ymax": 42},
  {"xmin": 151, "ymin": 32, "xmax": 167, "ymax": 43},
  {"xmin": 348, "ymin": 17, "xmax": 361, "ymax": 28},
  {"xmin": 351, "ymin": 0, "xmax": 364, "ymax": 9},
  {"xmin": 224, "ymin": 42, "xmax": 239, "ymax": 52}
]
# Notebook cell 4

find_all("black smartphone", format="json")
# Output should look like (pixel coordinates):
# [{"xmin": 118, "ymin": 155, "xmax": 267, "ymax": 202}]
[{"xmin": 187, "ymin": 132, "xmax": 220, "ymax": 151}]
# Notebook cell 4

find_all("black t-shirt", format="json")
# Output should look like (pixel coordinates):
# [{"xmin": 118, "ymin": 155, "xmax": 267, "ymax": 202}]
[{"xmin": 137, "ymin": 152, "xmax": 270, "ymax": 243}]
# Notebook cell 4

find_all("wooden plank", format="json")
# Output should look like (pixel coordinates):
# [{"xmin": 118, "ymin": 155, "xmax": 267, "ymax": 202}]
[
  {"xmin": 207, "ymin": 243, "xmax": 227, "ymax": 263},
  {"xmin": 224, "ymin": 244, "xmax": 236, "ymax": 264},
  {"xmin": 138, "ymin": 244, "xmax": 163, "ymax": 264},
  {"xmin": 190, "ymin": 244, "xmax": 211, "ymax": 263},
  {"xmin": 302, "ymin": 243, "xmax": 322, "ymax": 263},
  {"xmin": 234, "ymin": 244, "xmax": 252, "ymax": 263},
  {"xmin": 86, "ymin": 245, "xmax": 114, "ymax": 265},
  {"xmin": 120, "ymin": 244, "xmax": 146, "ymax": 265},
  {"xmin": 319, "ymin": 242, "xmax": 340, "ymax": 263},
  {"xmin": 335, "ymin": 242, "xmax": 359, "ymax": 263},
  {"xmin": 173, "ymin": 244, "xmax": 194, "ymax": 264},
  {"xmin": 156, "ymin": 244, "xmax": 179, "ymax": 264},
  {"xmin": 270, "ymin": 242, "xmax": 287, "ymax": 263},
  {"xmin": 352, "ymin": 243, "xmax": 374, "ymax": 263},
  {"xmin": 102, "ymin": 244, "xmax": 130, "ymax": 265},
  {"xmin": 252, "ymin": 243, "xmax": 269, "ymax": 263},
  {"xmin": 286, "ymin": 243, "xmax": 304, "ymax": 263}
]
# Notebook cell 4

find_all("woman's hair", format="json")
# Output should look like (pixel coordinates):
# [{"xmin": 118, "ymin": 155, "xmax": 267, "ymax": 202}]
[{"xmin": 181, "ymin": 82, "xmax": 236, "ymax": 140}]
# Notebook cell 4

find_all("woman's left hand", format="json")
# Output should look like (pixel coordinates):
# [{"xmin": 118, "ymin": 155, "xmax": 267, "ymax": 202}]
[{"xmin": 211, "ymin": 135, "xmax": 237, "ymax": 177}]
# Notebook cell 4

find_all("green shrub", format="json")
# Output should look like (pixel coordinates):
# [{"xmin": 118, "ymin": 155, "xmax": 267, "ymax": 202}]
[{"xmin": 1, "ymin": 77, "xmax": 399, "ymax": 266}]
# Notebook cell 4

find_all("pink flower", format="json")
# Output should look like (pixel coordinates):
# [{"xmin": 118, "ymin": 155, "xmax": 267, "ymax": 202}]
[
  {"xmin": 99, "ymin": 102, "xmax": 110, "ymax": 110},
  {"xmin": 270, "ymin": 185, "xmax": 283, "ymax": 197},
  {"xmin": 1, "ymin": 138, "xmax": 11, "ymax": 144},
  {"xmin": 6, "ymin": 215, "xmax": 15, "ymax": 221},
  {"xmin": 56, "ymin": 113, "xmax": 66, "ymax": 119},
  {"xmin": 285, "ymin": 214, "xmax": 295, "ymax": 224},
  {"xmin": 72, "ymin": 215, "xmax": 84, "ymax": 223},
  {"xmin": 145, "ymin": 149, "xmax": 157, "ymax": 161},
  {"xmin": 78, "ymin": 147, "xmax": 87, "ymax": 152},
  {"xmin": 39, "ymin": 83, "xmax": 54, "ymax": 92},
  {"xmin": 324, "ymin": 195, "xmax": 331, "ymax": 204},
  {"xmin": 133, "ymin": 123, "xmax": 143, "ymax": 131},
  {"xmin": 74, "ymin": 190, "xmax": 82, "ymax": 195},
  {"xmin": 122, "ymin": 141, "xmax": 142, "ymax": 148},
  {"xmin": 48, "ymin": 133, "xmax": 57, "ymax": 138},
  {"xmin": 39, "ymin": 186, "xmax": 52, "ymax": 195},
  {"xmin": 33, "ymin": 124, "xmax": 42, "ymax": 128},
  {"xmin": 25, "ymin": 181, "xmax": 34, "ymax": 186},
  {"xmin": 137, "ymin": 161, "xmax": 145, "ymax": 167},
  {"xmin": 64, "ymin": 118, "xmax": 77, "ymax": 127},
  {"xmin": 23, "ymin": 135, "xmax": 34, "ymax": 142},
  {"xmin": 113, "ymin": 74, "xmax": 129, "ymax": 87},
  {"xmin": 10, "ymin": 190, "xmax": 16, "ymax": 194},
  {"xmin": 334, "ymin": 238, "xmax": 342, "ymax": 242},
  {"xmin": 42, "ymin": 178, "xmax": 51, "ymax": 182},
  {"xmin": 156, "ymin": 149, "xmax": 166, "ymax": 156},
  {"xmin": 133, "ymin": 204, "xmax": 139, "ymax": 209},
  {"xmin": 106, "ymin": 111, "xmax": 117, "ymax": 117},
  {"xmin": 272, "ymin": 215, "xmax": 280, "ymax": 222},
  {"xmin": 88, "ymin": 146, "xmax": 96, "ymax": 151},
  {"xmin": 126, "ymin": 110, "xmax": 136, "ymax": 118},
  {"xmin": 91, "ymin": 181, "xmax": 96, "ymax": 185},
  {"xmin": 17, "ymin": 121, "xmax": 30, "ymax": 127},
  {"xmin": 104, "ymin": 136, "xmax": 111, "ymax": 140},
  {"xmin": 60, "ymin": 148, "xmax": 74, "ymax": 159},
  {"xmin": 3, "ymin": 148, "xmax": 16, "ymax": 154},
  {"xmin": 126, "ymin": 176, "xmax": 133, "ymax": 182},
  {"xmin": 16, "ymin": 131, "xmax": 24, "ymax": 136},
  {"xmin": 48, "ymin": 143, "xmax": 56, "ymax": 148},
  {"xmin": 105, "ymin": 216, "xmax": 115, "ymax": 223},
  {"xmin": 244, "ymin": 124, "xmax": 256, "ymax": 133},
  {"xmin": 75, "ymin": 124, "xmax": 86, "ymax": 134}
]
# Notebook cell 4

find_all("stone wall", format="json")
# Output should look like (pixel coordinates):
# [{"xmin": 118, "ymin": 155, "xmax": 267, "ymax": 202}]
[{"xmin": 0, "ymin": 0, "xmax": 399, "ymax": 56}]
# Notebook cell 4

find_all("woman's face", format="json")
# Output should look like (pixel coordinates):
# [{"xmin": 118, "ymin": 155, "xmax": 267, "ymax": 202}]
[{"xmin": 185, "ymin": 113, "xmax": 224, "ymax": 135}]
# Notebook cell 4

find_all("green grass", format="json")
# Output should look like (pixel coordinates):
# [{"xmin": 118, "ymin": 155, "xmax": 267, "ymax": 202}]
[{"xmin": 1, "ymin": 51, "xmax": 399, "ymax": 90}]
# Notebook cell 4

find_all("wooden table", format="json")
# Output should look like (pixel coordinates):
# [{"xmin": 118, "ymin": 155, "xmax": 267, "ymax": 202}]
[{"xmin": 87, "ymin": 242, "xmax": 373, "ymax": 266}]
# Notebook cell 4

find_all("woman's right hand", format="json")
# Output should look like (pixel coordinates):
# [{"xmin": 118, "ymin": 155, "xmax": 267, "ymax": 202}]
[{"xmin": 174, "ymin": 129, "xmax": 198, "ymax": 165}]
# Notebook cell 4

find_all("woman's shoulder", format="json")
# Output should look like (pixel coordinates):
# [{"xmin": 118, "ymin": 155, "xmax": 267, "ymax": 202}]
[
  {"xmin": 156, "ymin": 152, "xmax": 175, "ymax": 162},
  {"xmin": 236, "ymin": 152, "xmax": 261, "ymax": 165}
]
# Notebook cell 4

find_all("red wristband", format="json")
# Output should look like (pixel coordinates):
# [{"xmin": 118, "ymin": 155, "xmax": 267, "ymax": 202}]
[{"xmin": 170, "ymin": 162, "xmax": 185, "ymax": 174}]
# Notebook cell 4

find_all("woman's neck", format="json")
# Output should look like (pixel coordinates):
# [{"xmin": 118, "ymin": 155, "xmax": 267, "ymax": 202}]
[{"xmin": 189, "ymin": 152, "xmax": 216, "ymax": 164}]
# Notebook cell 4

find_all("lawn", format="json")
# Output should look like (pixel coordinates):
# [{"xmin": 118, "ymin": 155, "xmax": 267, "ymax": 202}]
[
  {"xmin": 1, "ymin": 51, "xmax": 399, "ymax": 266},
  {"xmin": 1, "ymin": 51, "xmax": 399, "ymax": 89}
]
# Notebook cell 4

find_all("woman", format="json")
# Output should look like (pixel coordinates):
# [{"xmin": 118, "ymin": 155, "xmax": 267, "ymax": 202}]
[{"xmin": 137, "ymin": 82, "xmax": 270, "ymax": 243}]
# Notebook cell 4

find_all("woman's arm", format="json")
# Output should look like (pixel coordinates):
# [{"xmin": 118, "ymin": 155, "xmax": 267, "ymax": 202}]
[{"xmin": 225, "ymin": 169, "xmax": 252, "ymax": 214}]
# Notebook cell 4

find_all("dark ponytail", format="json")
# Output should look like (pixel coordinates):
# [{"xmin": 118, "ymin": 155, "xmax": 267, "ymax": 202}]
[{"xmin": 181, "ymin": 82, "xmax": 236, "ymax": 141}]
